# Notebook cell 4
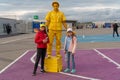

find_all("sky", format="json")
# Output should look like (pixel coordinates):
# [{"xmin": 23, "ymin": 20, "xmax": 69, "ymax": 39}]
[{"xmin": 0, "ymin": 0, "xmax": 120, "ymax": 22}]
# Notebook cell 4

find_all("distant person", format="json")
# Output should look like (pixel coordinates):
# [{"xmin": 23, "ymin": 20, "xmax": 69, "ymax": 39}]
[
  {"xmin": 45, "ymin": 1, "xmax": 67, "ymax": 58},
  {"xmin": 113, "ymin": 23, "xmax": 119, "ymax": 37},
  {"xmin": 64, "ymin": 28, "xmax": 77, "ymax": 73},
  {"xmin": 6, "ymin": 24, "xmax": 12, "ymax": 35},
  {"xmin": 32, "ymin": 24, "xmax": 49, "ymax": 76}
]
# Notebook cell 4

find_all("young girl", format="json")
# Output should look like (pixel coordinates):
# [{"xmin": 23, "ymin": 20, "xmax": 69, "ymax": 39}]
[
  {"xmin": 33, "ymin": 24, "xmax": 49, "ymax": 76},
  {"xmin": 64, "ymin": 28, "xmax": 77, "ymax": 73}
]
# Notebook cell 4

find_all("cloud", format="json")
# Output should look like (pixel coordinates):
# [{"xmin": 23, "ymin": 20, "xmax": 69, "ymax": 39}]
[
  {"xmin": 0, "ymin": 0, "xmax": 120, "ymax": 22},
  {"xmin": 0, "ymin": 3, "xmax": 12, "ymax": 6}
]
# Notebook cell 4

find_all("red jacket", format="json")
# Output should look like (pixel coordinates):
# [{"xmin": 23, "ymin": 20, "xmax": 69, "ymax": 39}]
[{"xmin": 35, "ymin": 31, "xmax": 49, "ymax": 48}]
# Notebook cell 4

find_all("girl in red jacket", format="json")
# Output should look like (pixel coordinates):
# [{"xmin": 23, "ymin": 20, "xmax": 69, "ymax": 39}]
[{"xmin": 33, "ymin": 24, "xmax": 49, "ymax": 76}]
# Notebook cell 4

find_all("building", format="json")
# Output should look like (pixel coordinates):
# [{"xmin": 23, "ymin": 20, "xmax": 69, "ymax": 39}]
[
  {"xmin": 0, "ymin": 18, "xmax": 32, "ymax": 35},
  {"xmin": 66, "ymin": 20, "xmax": 77, "ymax": 28},
  {"xmin": 0, "ymin": 18, "xmax": 78, "ymax": 35},
  {"xmin": 32, "ymin": 19, "xmax": 77, "ymax": 31}
]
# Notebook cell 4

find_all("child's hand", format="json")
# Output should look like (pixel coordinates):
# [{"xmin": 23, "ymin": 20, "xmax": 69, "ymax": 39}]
[
  {"xmin": 43, "ymin": 37, "xmax": 48, "ymax": 43},
  {"xmin": 72, "ymin": 53, "xmax": 74, "ymax": 55},
  {"xmin": 64, "ymin": 51, "xmax": 66, "ymax": 54},
  {"xmin": 45, "ymin": 37, "xmax": 48, "ymax": 40},
  {"xmin": 43, "ymin": 39, "xmax": 47, "ymax": 43}
]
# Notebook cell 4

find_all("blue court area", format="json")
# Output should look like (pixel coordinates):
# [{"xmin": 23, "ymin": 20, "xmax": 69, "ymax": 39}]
[{"xmin": 62, "ymin": 34, "xmax": 120, "ymax": 43}]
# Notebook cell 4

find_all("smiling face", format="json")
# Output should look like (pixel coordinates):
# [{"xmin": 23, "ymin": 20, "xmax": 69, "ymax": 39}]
[
  {"xmin": 40, "ymin": 26, "xmax": 45, "ymax": 31},
  {"xmin": 67, "ymin": 31, "xmax": 73, "ymax": 36}
]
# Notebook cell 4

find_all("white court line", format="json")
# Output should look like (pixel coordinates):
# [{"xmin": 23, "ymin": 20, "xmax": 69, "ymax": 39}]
[
  {"xmin": 93, "ymin": 49, "xmax": 120, "ymax": 69},
  {"xmin": 30, "ymin": 52, "xmax": 100, "ymax": 80},
  {"xmin": 0, "ymin": 50, "xmax": 30, "ymax": 74},
  {"xmin": 30, "ymin": 52, "xmax": 41, "ymax": 67}
]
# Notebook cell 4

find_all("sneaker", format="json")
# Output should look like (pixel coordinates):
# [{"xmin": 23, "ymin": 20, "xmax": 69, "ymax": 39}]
[
  {"xmin": 71, "ymin": 69, "xmax": 76, "ymax": 74},
  {"xmin": 32, "ymin": 73, "xmax": 36, "ymax": 76},
  {"xmin": 40, "ymin": 69, "xmax": 46, "ymax": 73},
  {"xmin": 56, "ymin": 54, "xmax": 62, "ymax": 58},
  {"xmin": 56, "ymin": 52, "xmax": 62, "ymax": 57},
  {"xmin": 64, "ymin": 68, "xmax": 70, "ymax": 73}
]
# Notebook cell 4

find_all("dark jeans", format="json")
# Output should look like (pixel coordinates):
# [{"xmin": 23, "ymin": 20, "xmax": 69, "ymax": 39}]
[
  {"xmin": 113, "ymin": 30, "xmax": 119, "ymax": 37},
  {"xmin": 33, "ymin": 48, "xmax": 46, "ymax": 73},
  {"xmin": 65, "ymin": 51, "xmax": 75, "ymax": 69}
]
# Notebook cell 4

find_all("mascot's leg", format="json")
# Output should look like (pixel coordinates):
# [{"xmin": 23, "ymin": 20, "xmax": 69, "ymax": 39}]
[
  {"xmin": 56, "ymin": 30, "xmax": 62, "ymax": 57},
  {"xmin": 47, "ymin": 30, "xmax": 55, "ymax": 57}
]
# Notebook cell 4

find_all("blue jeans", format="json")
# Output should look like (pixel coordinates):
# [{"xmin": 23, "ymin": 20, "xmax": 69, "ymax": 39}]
[{"xmin": 65, "ymin": 51, "xmax": 75, "ymax": 69}]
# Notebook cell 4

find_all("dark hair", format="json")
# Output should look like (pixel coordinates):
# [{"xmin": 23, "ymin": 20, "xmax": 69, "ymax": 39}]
[
  {"xmin": 72, "ymin": 32, "xmax": 76, "ymax": 43},
  {"xmin": 40, "ymin": 27, "xmax": 48, "ymax": 36},
  {"xmin": 52, "ymin": 2, "xmax": 59, "ymax": 7},
  {"xmin": 44, "ymin": 27, "xmax": 48, "ymax": 37}
]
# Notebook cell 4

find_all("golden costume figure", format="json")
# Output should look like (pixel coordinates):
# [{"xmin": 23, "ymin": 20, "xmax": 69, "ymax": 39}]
[{"xmin": 45, "ymin": 1, "xmax": 67, "ymax": 57}]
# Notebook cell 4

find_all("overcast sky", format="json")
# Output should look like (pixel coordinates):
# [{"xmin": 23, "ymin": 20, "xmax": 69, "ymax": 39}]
[{"xmin": 0, "ymin": 0, "xmax": 120, "ymax": 22}]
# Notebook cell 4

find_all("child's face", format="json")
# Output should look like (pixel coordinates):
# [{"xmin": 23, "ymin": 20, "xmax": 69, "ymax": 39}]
[
  {"xmin": 40, "ymin": 26, "xmax": 45, "ymax": 31},
  {"xmin": 67, "ymin": 31, "xmax": 73, "ymax": 36}
]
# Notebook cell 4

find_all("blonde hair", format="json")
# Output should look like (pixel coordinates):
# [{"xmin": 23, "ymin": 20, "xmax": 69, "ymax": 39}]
[{"xmin": 67, "ymin": 31, "xmax": 76, "ymax": 43}]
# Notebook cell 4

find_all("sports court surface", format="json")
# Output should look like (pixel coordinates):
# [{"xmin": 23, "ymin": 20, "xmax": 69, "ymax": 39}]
[
  {"xmin": 0, "ymin": 28, "xmax": 120, "ymax": 80},
  {"xmin": 1, "ymin": 48, "xmax": 120, "ymax": 80}
]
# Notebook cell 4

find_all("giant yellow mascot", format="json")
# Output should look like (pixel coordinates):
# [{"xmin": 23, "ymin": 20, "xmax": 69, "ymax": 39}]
[{"xmin": 45, "ymin": 1, "xmax": 67, "ymax": 58}]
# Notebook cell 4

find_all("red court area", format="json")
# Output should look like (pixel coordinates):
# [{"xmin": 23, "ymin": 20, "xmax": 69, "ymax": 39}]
[{"xmin": 0, "ymin": 49, "xmax": 120, "ymax": 80}]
